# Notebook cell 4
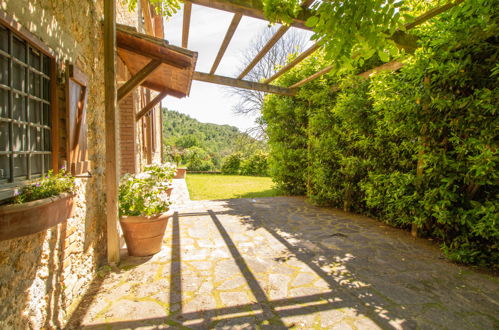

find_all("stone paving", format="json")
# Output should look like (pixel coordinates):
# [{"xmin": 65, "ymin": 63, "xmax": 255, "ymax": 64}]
[{"xmin": 70, "ymin": 180, "xmax": 499, "ymax": 329}]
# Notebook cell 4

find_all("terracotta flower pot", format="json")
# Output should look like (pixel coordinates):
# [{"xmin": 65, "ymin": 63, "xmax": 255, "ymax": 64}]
[
  {"xmin": 174, "ymin": 168, "xmax": 187, "ymax": 179},
  {"xmin": 0, "ymin": 192, "xmax": 75, "ymax": 241},
  {"xmin": 119, "ymin": 212, "xmax": 171, "ymax": 257},
  {"xmin": 166, "ymin": 187, "xmax": 173, "ymax": 197}
]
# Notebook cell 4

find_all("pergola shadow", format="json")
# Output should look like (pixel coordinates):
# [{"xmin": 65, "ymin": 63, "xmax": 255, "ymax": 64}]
[{"xmin": 74, "ymin": 198, "xmax": 498, "ymax": 329}]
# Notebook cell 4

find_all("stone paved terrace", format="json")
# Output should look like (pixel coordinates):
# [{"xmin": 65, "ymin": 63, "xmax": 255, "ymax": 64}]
[{"xmin": 68, "ymin": 179, "xmax": 499, "ymax": 329}]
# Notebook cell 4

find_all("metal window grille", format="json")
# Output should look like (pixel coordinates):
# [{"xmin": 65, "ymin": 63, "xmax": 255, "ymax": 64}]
[{"xmin": 0, "ymin": 25, "xmax": 52, "ymax": 183}]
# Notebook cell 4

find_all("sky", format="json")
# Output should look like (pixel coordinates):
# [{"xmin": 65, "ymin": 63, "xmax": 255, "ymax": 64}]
[{"xmin": 162, "ymin": 5, "xmax": 306, "ymax": 132}]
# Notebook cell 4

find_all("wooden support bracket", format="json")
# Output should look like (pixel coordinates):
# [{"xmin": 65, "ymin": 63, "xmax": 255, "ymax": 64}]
[
  {"xmin": 117, "ymin": 59, "xmax": 161, "ymax": 101},
  {"xmin": 136, "ymin": 91, "xmax": 168, "ymax": 120}
]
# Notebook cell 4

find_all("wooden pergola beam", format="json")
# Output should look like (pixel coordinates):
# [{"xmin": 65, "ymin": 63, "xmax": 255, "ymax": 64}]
[
  {"xmin": 136, "ymin": 91, "xmax": 168, "ymax": 120},
  {"xmin": 193, "ymin": 71, "xmax": 296, "ymax": 96},
  {"xmin": 210, "ymin": 13, "xmax": 242, "ymax": 74},
  {"xmin": 186, "ymin": 0, "xmax": 313, "ymax": 30},
  {"xmin": 289, "ymin": 65, "xmax": 333, "ymax": 88},
  {"xmin": 237, "ymin": 25, "xmax": 290, "ymax": 79},
  {"xmin": 140, "ymin": 0, "xmax": 154, "ymax": 35},
  {"xmin": 264, "ymin": 43, "xmax": 320, "ymax": 84},
  {"xmin": 117, "ymin": 59, "xmax": 161, "ymax": 101},
  {"xmin": 404, "ymin": 0, "xmax": 464, "ymax": 30},
  {"xmin": 330, "ymin": 60, "xmax": 404, "ymax": 92},
  {"xmin": 182, "ymin": 2, "xmax": 192, "ymax": 48}
]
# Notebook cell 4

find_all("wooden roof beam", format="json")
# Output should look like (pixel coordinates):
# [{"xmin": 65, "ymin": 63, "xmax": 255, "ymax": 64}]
[
  {"xmin": 193, "ymin": 71, "xmax": 296, "ymax": 96},
  {"xmin": 289, "ymin": 65, "xmax": 332, "ymax": 88},
  {"xmin": 210, "ymin": 13, "xmax": 242, "ymax": 74},
  {"xmin": 264, "ymin": 43, "xmax": 320, "ymax": 84},
  {"xmin": 136, "ymin": 91, "xmax": 168, "ymax": 120},
  {"xmin": 186, "ymin": 0, "xmax": 313, "ymax": 30},
  {"xmin": 182, "ymin": 2, "xmax": 192, "ymax": 48},
  {"xmin": 117, "ymin": 59, "xmax": 162, "ymax": 101},
  {"xmin": 237, "ymin": 25, "xmax": 290, "ymax": 80}
]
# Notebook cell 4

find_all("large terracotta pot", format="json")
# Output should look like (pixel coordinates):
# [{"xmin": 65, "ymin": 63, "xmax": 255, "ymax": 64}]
[
  {"xmin": 0, "ymin": 192, "xmax": 75, "ymax": 241},
  {"xmin": 166, "ymin": 187, "xmax": 173, "ymax": 197},
  {"xmin": 119, "ymin": 212, "xmax": 171, "ymax": 257},
  {"xmin": 174, "ymin": 168, "xmax": 187, "ymax": 179}
]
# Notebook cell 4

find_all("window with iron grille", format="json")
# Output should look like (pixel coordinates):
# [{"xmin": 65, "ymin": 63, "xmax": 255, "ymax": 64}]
[{"xmin": 0, "ymin": 24, "xmax": 52, "ymax": 185}]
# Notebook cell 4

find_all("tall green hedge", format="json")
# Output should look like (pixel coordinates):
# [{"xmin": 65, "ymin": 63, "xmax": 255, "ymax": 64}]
[{"xmin": 262, "ymin": 5, "xmax": 498, "ymax": 266}]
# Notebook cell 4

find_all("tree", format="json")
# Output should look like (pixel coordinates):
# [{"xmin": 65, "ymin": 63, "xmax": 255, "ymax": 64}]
[{"xmin": 227, "ymin": 26, "xmax": 308, "ymax": 138}]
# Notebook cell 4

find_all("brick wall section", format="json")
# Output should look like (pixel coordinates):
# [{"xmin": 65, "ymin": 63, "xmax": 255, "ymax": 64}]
[{"xmin": 119, "ymin": 93, "xmax": 137, "ymax": 175}]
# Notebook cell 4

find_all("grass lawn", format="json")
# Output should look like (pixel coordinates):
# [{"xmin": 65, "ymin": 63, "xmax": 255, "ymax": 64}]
[{"xmin": 186, "ymin": 174, "xmax": 281, "ymax": 200}]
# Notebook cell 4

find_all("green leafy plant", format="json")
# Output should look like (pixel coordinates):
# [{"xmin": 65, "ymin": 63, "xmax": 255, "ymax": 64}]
[
  {"xmin": 119, "ymin": 163, "xmax": 174, "ymax": 217},
  {"xmin": 13, "ymin": 170, "xmax": 74, "ymax": 204},
  {"xmin": 263, "ymin": 3, "xmax": 499, "ymax": 267}
]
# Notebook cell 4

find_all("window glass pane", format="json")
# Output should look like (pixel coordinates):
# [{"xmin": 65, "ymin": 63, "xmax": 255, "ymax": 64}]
[
  {"xmin": 29, "ymin": 126, "xmax": 39, "ymax": 151},
  {"xmin": 12, "ymin": 36, "xmax": 26, "ymax": 62},
  {"xmin": 43, "ymin": 129, "xmax": 51, "ymax": 151},
  {"xmin": 13, "ymin": 62, "xmax": 25, "ymax": 91},
  {"xmin": 31, "ymin": 154, "xmax": 42, "ymax": 175},
  {"xmin": 42, "ymin": 103, "xmax": 50, "ymax": 125},
  {"xmin": 42, "ymin": 55, "xmax": 50, "ymax": 75},
  {"xmin": 12, "ymin": 124, "xmax": 27, "ymax": 151},
  {"xmin": 29, "ymin": 99, "xmax": 41, "ymax": 124},
  {"xmin": 29, "ymin": 48, "xmax": 41, "ymax": 71},
  {"xmin": 13, "ymin": 154, "xmax": 27, "ymax": 178},
  {"xmin": 0, "ymin": 27, "xmax": 7, "ymax": 52},
  {"xmin": 42, "ymin": 78, "xmax": 50, "ymax": 101},
  {"xmin": 12, "ymin": 93, "xmax": 26, "ymax": 121},
  {"xmin": 29, "ymin": 71, "xmax": 41, "ymax": 97},
  {"xmin": 0, "ymin": 88, "xmax": 7, "ymax": 118},
  {"xmin": 0, "ymin": 121, "xmax": 9, "ymax": 151},
  {"xmin": 44, "ymin": 154, "xmax": 51, "ymax": 173},
  {"xmin": 0, "ymin": 155, "xmax": 10, "ymax": 181},
  {"xmin": 0, "ymin": 55, "xmax": 7, "ymax": 85}
]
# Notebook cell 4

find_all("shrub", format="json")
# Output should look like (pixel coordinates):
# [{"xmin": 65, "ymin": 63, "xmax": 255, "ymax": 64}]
[
  {"xmin": 240, "ymin": 151, "xmax": 269, "ymax": 176},
  {"xmin": 221, "ymin": 152, "xmax": 242, "ymax": 174}
]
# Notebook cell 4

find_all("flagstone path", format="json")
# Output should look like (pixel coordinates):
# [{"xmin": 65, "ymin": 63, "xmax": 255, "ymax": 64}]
[{"xmin": 69, "ymin": 179, "xmax": 498, "ymax": 329}]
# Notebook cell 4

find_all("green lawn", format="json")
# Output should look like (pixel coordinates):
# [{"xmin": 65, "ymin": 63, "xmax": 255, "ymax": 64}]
[{"xmin": 185, "ymin": 174, "xmax": 281, "ymax": 200}]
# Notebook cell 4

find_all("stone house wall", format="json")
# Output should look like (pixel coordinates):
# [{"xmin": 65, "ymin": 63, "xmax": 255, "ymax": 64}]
[
  {"xmin": 0, "ymin": 0, "xmax": 114, "ymax": 328},
  {"xmin": 0, "ymin": 1, "xmax": 165, "ymax": 328}
]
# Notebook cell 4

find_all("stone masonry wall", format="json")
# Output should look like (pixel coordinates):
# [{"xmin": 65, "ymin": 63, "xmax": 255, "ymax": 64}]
[{"xmin": 0, "ymin": 0, "xmax": 108, "ymax": 328}]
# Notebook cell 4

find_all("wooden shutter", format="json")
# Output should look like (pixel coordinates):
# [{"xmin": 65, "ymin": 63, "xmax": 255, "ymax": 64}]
[{"xmin": 66, "ymin": 64, "xmax": 90, "ymax": 175}]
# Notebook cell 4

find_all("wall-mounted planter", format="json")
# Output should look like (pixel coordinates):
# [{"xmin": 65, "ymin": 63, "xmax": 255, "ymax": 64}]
[
  {"xmin": 174, "ymin": 168, "xmax": 186, "ymax": 179},
  {"xmin": 119, "ymin": 212, "xmax": 171, "ymax": 257},
  {"xmin": 0, "ymin": 192, "xmax": 75, "ymax": 241}
]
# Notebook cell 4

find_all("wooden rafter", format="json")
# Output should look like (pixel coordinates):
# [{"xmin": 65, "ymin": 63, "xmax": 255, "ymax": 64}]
[
  {"xmin": 182, "ymin": 2, "xmax": 192, "ymax": 48},
  {"xmin": 236, "ymin": 0, "xmax": 314, "ymax": 80},
  {"xmin": 290, "ymin": 0, "xmax": 465, "ymax": 89},
  {"xmin": 210, "ymin": 13, "xmax": 242, "ymax": 74},
  {"xmin": 193, "ymin": 71, "xmax": 296, "ymax": 96},
  {"xmin": 264, "ymin": 43, "xmax": 320, "ymax": 84},
  {"xmin": 186, "ymin": 0, "xmax": 313, "ymax": 30},
  {"xmin": 289, "ymin": 65, "xmax": 333, "ymax": 88},
  {"xmin": 117, "ymin": 59, "xmax": 161, "ymax": 101},
  {"xmin": 136, "ymin": 91, "xmax": 168, "ymax": 120},
  {"xmin": 237, "ymin": 25, "xmax": 290, "ymax": 79}
]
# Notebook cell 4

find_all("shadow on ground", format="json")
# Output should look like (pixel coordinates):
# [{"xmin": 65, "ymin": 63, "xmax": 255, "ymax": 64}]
[{"xmin": 67, "ymin": 197, "xmax": 499, "ymax": 329}]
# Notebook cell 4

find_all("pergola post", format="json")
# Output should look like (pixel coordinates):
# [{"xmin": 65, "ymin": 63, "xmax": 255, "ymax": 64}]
[{"xmin": 104, "ymin": 0, "xmax": 120, "ymax": 264}]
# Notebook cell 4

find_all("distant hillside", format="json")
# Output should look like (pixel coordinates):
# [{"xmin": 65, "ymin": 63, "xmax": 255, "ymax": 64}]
[{"xmin": 162, "ymin": 109, "xmax": 265, "ymax": 169}]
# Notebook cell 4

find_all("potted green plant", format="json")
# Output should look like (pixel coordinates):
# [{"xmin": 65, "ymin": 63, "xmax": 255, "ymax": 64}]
[
  {"xmin": 118, "ymin": 165, "xmax": 173, "ymax": 257},
  {"xmin": 0, "ymin": 170, "xmax": 75, "ymax": 241}
]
